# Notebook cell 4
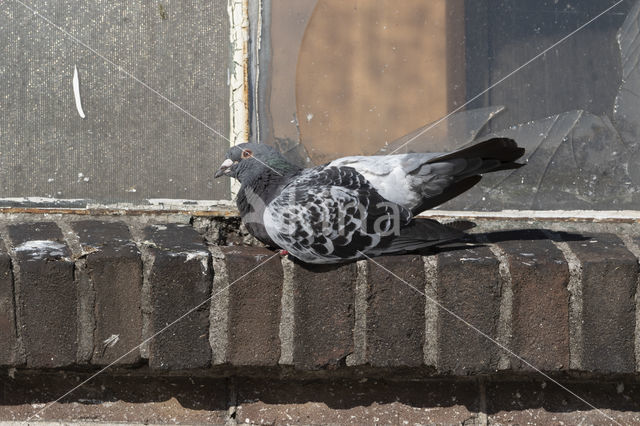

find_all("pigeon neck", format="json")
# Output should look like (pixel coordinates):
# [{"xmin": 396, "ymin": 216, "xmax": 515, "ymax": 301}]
[
  {"xmin": 235, "ymin": 166, "xmax": 293, "ymax": 236},
  {"xmin": 242, "ymin": 166, "xmax": 293, "ymax": 195}
]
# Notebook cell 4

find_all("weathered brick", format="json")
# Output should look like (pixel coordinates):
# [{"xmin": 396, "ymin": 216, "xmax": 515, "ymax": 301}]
[
  {"xmin": 2, "ymin": 373, "xmax": 228, "ymax": 423},
  {"xmin": 0, "ymin": 239, "xmax": 19, "ymax": 366},
  {"xmin": 72, "ymin": 220, "xmax": 143, "ymax": 365},
  {"xmin": 293, "ymin": 262, "xmax": 356, "ymax": 370},
  {"xmin": 8, "ymin": 222, "xmax": 76, "ymax": 368},
  {"xmin": 566, "ymin": 233, "xmax": 637, "ymax": 373},
  {"xmin": 486, "ymin": 380, "xmax": 640, "ymax": 425},
  {"xmin": 220, "ymin": 246, "xmax": 282, "ymax": 366},
  {"xmin": 366, "ymin": 255, "xmax": 425, "ymax": 367},
  {"xmin": 436, "ymin": 247, "xmax": 501, "ymax": 375},
  {"xmin": 494, "ymin": 230, "xmax": 570, "ymax": 371},
  {"xmin": 236, "ymin": 378, "xmax": 479, "ymax": 425},
  {"xmin": 144, "ymin": 224, "xmax": 212, "ymax": 369}
]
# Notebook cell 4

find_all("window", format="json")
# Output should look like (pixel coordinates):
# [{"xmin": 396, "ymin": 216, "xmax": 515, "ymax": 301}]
[
  {"xmin": 2, "ymin": 1, "xmax": 637, "ymax": 213},
  {"xmin": 257, "ymin": 0, "xmax": 638, "ymax": 212}
]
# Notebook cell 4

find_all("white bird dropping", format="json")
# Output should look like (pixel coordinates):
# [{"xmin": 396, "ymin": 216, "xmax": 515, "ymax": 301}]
[{"xmin": 72, "ymin": 65, "xmax": 86, "ymax": 119}]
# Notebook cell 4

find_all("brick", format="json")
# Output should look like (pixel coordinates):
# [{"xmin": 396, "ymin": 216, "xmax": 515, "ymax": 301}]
[
  {"xmin": 220, "ymin": 246, "xmax": 282, "ymax": 366},
  {"xmin": 436, "ymin": 247, "xmax": 501, "ymax": 375},
  {"xmin": 8, "ymin": 222, "xmax": 76, "ymax": 368},
  {"xmin": 2, "ymin": 373, "xmax": 228, "ymax": 423},
  {"xmin": 72, "ymin": 221, "xmax": 143, "ymax": 365},
  {"xmin": 486, "ymin": 380, "xmax": 640, "ymax": 424},
  {"xmin": 494, "ymin": 230, "xmax": 570, "ymax": 371},
  {"xmin": 0, "ymin": 239, "xmax": 19, "ymax": 366},
  {"xmin": 366, "ymin": 255, "xmax": 425, "ymax": 367},
  {"xmin": 566, "ymin": 233, "xmax": 637, "ymax": 373},
  {"xmin": 236, "ymin": 378, "xmax": 479, "ymax": 425},
  {"xmin": 144, "ymin": 224, "xmax": 212, "ymax": 369},
  {"xmin": 293, "ymin": 262, "xmax": 356, "ymax": 370}
]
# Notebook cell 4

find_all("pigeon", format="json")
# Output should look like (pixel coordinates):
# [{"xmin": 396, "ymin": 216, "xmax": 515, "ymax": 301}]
[{"xmin": 214, "ymin": 138, "xmax": 524, "ymax": 264}]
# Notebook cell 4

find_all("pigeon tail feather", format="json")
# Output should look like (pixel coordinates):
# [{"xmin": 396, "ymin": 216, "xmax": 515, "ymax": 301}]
[
  {"xmin": 428, "ymin": 137, "xmax": 524, "ymax": 165},
  {"xmin": 373, "ymin": 218, "xmax": 464, "ymax": 255}
]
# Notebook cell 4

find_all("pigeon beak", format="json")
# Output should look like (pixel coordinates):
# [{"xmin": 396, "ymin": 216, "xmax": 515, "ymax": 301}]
[{"xmin": 214, "ymin": 158, "xmax": 234, "ymax": 178}]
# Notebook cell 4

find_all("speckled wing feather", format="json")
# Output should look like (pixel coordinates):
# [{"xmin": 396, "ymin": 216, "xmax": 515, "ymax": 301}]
[{"xmin": 263, "ymin": 165, "xmax": 413, "ymax": 263}]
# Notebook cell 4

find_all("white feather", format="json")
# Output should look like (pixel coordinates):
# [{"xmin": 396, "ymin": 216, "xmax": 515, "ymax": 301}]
[{"xmin": 73, "ymin": 65, "xmax": 86, "ymax": 119}]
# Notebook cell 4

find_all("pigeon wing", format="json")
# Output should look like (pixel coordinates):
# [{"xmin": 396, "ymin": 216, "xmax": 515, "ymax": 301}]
[
  {"xmin": 327, "ymin": 138, "xmax": 524, "ymax": 214},
  {"xmin": 328, "ymin": 154, "xmax": 476, "ymax": 211},
  {"xmin": 263, "ymin": 165, "xmax": 412, "ymax": 263}
]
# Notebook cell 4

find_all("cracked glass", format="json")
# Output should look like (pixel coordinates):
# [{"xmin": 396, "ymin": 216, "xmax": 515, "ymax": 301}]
[{"xmin": 261, "ymin": 0, "xmax": 639, "ymax": 211}]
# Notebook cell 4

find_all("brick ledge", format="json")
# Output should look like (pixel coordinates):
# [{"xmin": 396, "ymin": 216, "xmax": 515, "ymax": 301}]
[
  {"xmin": 0, "ymin": 218, "xmax": 638, "ymax": 377},
  {"xmin": 3, "ymin": 373, "xmax": 640, "ymax": 424}
]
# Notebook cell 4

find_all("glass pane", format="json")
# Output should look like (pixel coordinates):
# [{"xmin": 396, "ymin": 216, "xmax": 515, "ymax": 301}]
[{"xmin": 261, "ymin": 0, "xmax": 640, "ymax": 210}]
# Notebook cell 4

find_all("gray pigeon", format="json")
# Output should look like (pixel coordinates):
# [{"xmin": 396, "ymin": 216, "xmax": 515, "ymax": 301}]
[{"xmin": 214, "ymin": 138, "xmax": 524, "ymax": 264}]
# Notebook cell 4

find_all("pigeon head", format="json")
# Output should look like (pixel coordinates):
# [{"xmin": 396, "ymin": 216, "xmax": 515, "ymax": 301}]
[{"xmin": 214, "ymin": 142, "xmax": 299, "ymax": 183}]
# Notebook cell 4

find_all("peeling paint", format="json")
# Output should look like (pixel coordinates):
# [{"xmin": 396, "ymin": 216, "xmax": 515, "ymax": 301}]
[{"xmin": 228, "ymin": 0, "xmax": 250, "ymax": 200}]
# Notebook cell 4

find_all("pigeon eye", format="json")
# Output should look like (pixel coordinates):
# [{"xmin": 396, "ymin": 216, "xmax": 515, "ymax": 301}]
[{"xmin": 241, "ymin": 149, "xmax": 253, "ymax": 159}]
